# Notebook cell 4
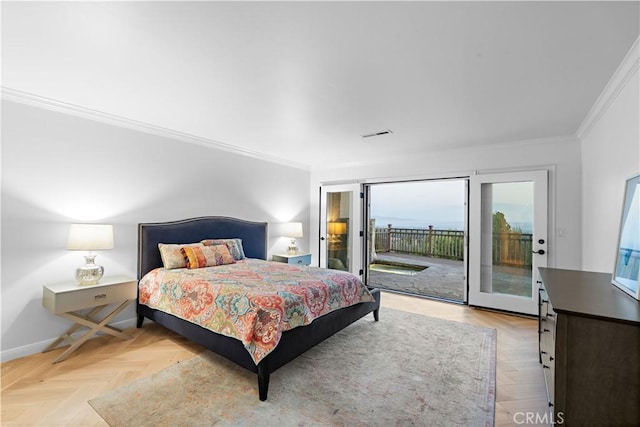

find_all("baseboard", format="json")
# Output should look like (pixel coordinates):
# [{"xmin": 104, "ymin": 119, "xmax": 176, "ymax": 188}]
[{"xmin": 0, "ymin": 317, "xmax": 138, "ymax": 363}]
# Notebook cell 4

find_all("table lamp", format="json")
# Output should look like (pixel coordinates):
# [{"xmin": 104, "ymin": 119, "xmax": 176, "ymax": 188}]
[
  {"xmin": 281, "ymin": 222, "xmax": 303, "ymax": 255},
  {"xmin": 67, "ymin": 223, "xmax": 114, "ymax": 285}
]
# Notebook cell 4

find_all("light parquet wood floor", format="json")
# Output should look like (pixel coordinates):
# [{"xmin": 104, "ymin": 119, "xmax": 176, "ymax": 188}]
[{"xmin": 1, "ymin": 291, "xmax": 548, "ymax": 426}]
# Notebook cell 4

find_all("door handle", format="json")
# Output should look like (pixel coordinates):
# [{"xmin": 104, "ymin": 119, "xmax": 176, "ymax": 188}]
[{"xmin": 533, "ymin": 249, "xmax": 545, "ymax": 255}]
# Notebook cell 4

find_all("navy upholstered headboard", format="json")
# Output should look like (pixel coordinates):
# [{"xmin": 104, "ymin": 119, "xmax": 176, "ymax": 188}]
[{"xmin": 137, "ymin": 216, "xmax": 268, "ymax": 280}]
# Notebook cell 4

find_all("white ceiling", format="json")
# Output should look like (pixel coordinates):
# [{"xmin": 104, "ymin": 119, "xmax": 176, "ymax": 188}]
[{"xmin": 2, "ymin": 1, "xmax": 639, "ymax": 170}]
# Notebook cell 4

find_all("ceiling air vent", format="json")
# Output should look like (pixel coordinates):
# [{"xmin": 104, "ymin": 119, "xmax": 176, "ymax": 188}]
[{"xmin": 361, "ymin": 129, "xmax": 393, "ymax": 139}]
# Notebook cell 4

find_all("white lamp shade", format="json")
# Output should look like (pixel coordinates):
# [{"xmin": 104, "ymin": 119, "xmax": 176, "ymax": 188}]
[
  {"xmin": 328, "ymin": 222, "xmax": 347, "ymax": 235},
  {"xmin": 67, "ymin": 224, "xmax": 114, "ymax": 251},
  {"xmin": 280, "ymin": 222, "xmax": 304, "ymax": 238}
]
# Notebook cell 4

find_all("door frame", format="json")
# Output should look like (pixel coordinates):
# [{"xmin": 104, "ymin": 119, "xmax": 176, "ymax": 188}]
[
  {"xmin": 361, "ymin": 178, "xmax": 470, "ymax": 303},
  {"xmin": 468, "ymin": 169, "xmax": 549, "ymax": 315}
]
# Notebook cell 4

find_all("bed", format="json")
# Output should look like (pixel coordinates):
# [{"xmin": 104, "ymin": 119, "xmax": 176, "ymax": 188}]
[{"xmin": 136, "ymin": 216, "xmax": 381, "ymax": 401}]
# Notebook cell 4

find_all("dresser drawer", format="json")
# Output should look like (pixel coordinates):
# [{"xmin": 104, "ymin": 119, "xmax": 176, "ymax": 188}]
[
  {"xmin": 540, "ymin": 306, "xmax": 556, "ymax": 347},
  {"xmin": 43, "ymin": 278, "xmax": 137, "ymax": 314},
  {"xmin": 272, "ymin": 253, "xmax": 312, "ymax": 266}
]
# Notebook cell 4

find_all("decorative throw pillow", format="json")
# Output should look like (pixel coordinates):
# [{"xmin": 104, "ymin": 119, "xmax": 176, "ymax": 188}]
[
  {"xmin": 181, "ymin": 244, "xmax": 236, "ymax": 269},
  {"xmin": 201, "ymin": 238, "xmax": 246, "ymax": 260},
  {"xmin": 158, "ymin": 243, "xmax": 203, "ymax": 269}
]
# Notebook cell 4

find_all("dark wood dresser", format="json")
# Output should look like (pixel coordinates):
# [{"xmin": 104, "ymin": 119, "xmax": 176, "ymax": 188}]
[{"xmin": 538, "ymin": 267, "xmax": 640, "ymax": 426}]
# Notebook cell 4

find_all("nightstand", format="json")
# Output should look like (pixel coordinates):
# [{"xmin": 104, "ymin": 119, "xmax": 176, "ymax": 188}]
[
  {"xmin": 42, "ymin": 276, "xmax": 137, "ymax": 363},
  {"xmin": 272, "ymin": 253, "xmax": 312, "ymax": 266}
]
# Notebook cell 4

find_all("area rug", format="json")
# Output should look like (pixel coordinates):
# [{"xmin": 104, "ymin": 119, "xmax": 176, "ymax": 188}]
[{"xmin": 89, "ymin": 308, "xmax": 496, "ymax": 426}]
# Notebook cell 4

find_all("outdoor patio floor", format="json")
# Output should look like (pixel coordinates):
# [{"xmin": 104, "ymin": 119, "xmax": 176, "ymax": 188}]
[{"xmin": 368, "ymin": 252, "xmax": 532, "ymax": 301}]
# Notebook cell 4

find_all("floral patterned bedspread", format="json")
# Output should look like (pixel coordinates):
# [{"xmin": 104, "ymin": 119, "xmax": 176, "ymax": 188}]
[{"xmin": 139, "ymin": 259, "xmax": 375, "ymax": 364}]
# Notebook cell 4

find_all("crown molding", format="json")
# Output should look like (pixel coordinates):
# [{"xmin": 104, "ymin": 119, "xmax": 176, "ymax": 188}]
[
  {"xmin": 1, "ymin": 87, "xmax": 311, "ymax": 171},
  {"xmin": 576, "ymin": 36, "xmax": 640, "ymax": 140},
  {"xmin": 312, "ymin": 134, "xmax": 579, "ymax": 172}
]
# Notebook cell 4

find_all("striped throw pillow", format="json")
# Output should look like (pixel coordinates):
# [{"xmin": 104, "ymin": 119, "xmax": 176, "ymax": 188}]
[{"xmin": 180, "ymin": 244, "xmax": 236, "ymax": 269}]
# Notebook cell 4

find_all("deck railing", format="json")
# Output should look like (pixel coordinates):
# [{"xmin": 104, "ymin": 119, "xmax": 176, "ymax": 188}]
[{"xmin": 374, "ymin": 225, "xmax": 533, "ymax": 267}]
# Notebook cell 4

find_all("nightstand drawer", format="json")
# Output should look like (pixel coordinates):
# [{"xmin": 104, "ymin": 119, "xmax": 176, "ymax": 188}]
[
  {"xmin": 43, "ymin": 278, "xmax": 137, "ymax": 314},
  {"xmin": 272, "ymin": 253, "xmax": 312, "ymax": 266}
]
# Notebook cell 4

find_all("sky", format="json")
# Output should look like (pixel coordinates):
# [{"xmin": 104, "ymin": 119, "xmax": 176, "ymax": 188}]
[
  {"xmin": 370, "ymin": 180, "xmax": 465, "ymax": 229},
  {"xmin": 491, "ymin": 181, "xmax": 534, "ymax": 226},
  {"xmin": 370, "ymin": 179, "xmax": 534, "ymax": 231}
]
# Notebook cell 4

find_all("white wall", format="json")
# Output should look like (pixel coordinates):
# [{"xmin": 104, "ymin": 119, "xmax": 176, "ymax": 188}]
[
  {"xmin": 580, "ymin": 40, "xmax": 639, "ymax": 273},
  {"xmin": 310, "ymin": 136, "xmax": 583, "ymax": 271},
  {"xmin": 1, "ymin": 100, "xmax": 310, "ymax": 361},
  {"xmin": 310, "ymin": 38, "xmax": 639, "ymax": 280}
]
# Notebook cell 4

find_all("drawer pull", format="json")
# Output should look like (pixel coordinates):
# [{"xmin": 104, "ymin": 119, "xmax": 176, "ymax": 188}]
[
  {"xmin": 548, "ymin": 402, "xmax": 554, "ymax": 408},
  {"xmin": 543, "ymin": 365, "xmax": 550, "ymax": 369},
  {"xmin": 547, "ymin": 313, "xmax": 555, "ymax": 318},
  {"xmin": 541, "ymin": 299, "xmax": 549, "ymax": 304},
  {"xmin": 94, "ymin": 294, "xmax": 107, "ymax": 300},
  {"xmin": 543, "ymin": 328, "xmax": 550, "ymax": 333},
  {"xmin": 549, "ymin": 356, "xmax": 554, "ymax": 361},
  {"xmin": 541, "ymin": 351, "xmax": 547, "ymax": 354}
]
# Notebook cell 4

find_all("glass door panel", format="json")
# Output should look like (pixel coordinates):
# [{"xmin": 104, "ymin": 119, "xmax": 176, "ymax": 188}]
[
  {"xmin": 320, "ymin": 184, "xmax": 362, "ymax": 276},
  {"xmin": 469, "ymin": 170, "xmax": 547, "ymax": 315},
  {"xmin": 480, "ymin": 181, "xmax": 534, "ymax": 297},
  {"xmin": 326, "ymin": 191, "xmax": 352, "ymax": 271}
]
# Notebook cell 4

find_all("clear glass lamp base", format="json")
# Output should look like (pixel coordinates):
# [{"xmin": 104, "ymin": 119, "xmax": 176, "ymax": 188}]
[
  {"xmin": 287, "ymin": 239, "xmax": 299, "ymax": 255},
  {"xmin": 75, "ymin": 254, "xmax": 104, "ymax": 285}
]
